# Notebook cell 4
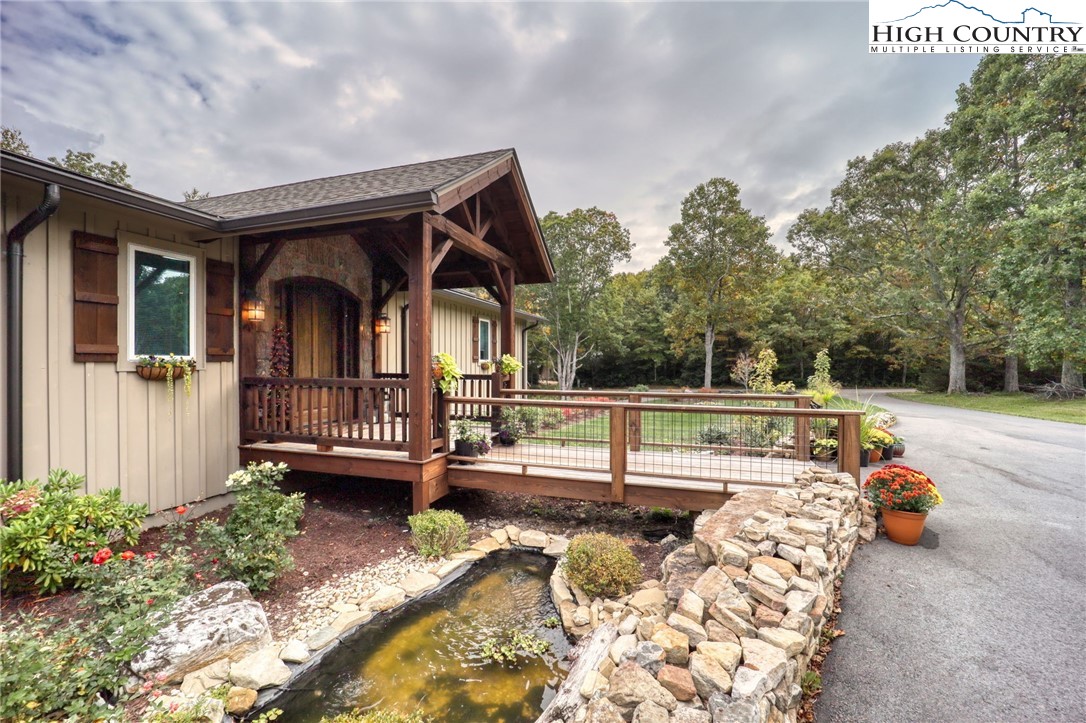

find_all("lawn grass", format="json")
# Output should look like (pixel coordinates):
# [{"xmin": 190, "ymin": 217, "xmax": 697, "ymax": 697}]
[{"xmin": 887, "ymin": 391, "xmax": 1085, "ymax": 425}]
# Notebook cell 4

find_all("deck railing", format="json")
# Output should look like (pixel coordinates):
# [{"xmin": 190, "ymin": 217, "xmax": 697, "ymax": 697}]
[
  {"xmin": 242, "ymin": 376, "xmax": 413, "ymax": 451},
  {"xmin": 501, "ymin": 389, "xmax": 815, "ymax": 458},
  {"xmin": 444, "ymin": 395, "xmax": 861, "ymax": 498}
]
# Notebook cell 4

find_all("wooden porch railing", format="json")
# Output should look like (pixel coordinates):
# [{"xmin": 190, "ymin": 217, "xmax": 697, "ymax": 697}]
[
  {"xmin": 242, "ymin": 376, "xmax": 413, "ymax": 451},
  {"xmin": 444, "ymin": 395, "xmax": 862, "ymax": 498}
]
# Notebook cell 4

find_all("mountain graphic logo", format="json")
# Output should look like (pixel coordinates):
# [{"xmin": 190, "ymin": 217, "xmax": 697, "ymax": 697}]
[{"xmin": 883, "ymin": 0, "xmax": 1077, "ymax": 24}]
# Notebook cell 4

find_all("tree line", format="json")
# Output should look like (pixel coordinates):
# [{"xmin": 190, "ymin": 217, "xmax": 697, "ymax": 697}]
[{"xmin": 522, "ymin": 56, "xmax": 1084, "ymax": 393}]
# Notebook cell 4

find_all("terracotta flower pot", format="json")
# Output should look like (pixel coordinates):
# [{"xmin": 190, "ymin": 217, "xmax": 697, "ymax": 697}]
[
  {"xmin": 868, "ymin": 447, "xmax": 882, "ymax": 463},
  {"xmin": 881, "ymin": 508, "xmax": 927, "ymax": 545}
]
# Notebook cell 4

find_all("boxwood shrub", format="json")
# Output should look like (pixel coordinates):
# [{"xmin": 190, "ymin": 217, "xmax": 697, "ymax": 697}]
[
  {"xmin": 407, "ymin": 509, "xmax": 468, "ymax": 558},
  {"xmin": 563, "ymin": 532, "xmax": 642, "ymax": 599}
]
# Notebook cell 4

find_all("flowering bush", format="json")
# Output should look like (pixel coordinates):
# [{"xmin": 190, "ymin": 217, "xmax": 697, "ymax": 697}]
[
  {"xmin": 196, "ymin": 461, "xmax": 303, "ymax": 592},
  {"xmin": 864, "ymin": 464, "xmax": 944, "ymax": 514},
  {"xmin": 870, "ymin": 428, "xmax": 895, "ymax": 448},
  {"xmin": 0, "ymin": 541, "xmax": 196, "ymax": 720},
  {"xmin": 0, "ymin": 469, "xmax": 146, "ymax": 594}
]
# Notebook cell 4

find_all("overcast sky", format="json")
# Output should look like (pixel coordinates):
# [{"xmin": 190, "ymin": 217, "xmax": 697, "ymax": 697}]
[{"xmin": 1, "ymin": 1, "xmax": 980, "ymax": 270}]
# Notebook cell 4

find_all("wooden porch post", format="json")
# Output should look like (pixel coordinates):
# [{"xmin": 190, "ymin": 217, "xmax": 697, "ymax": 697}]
[
  {"xmin": 795, "ymin": 397, "xmax": 811, "ymax": 462},
  {"xmin": 407, "ymin": 216, "xmax": 432, "ymax": 462},
  {"xmin": 500, "ymin": 266, "xmax": 515, "ymax": 390},
  {"xmin": 837, "ymin": 412, "xmax": 860, "ymax": 482}
]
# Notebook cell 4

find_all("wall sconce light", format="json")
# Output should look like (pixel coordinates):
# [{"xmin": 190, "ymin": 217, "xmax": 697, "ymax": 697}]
[
  {"xmin": 374, "ymin": 312, "xmax": 391, "ymax": 335},
  {"xmin": 241, "ymin": 291, "xmax": 266, "ymax": 324}
]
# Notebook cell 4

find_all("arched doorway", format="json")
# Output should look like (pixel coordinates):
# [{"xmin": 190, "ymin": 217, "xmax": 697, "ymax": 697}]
[{"xmin": 281, "ymin": 278, "xmax": 361, "ymax": 378}]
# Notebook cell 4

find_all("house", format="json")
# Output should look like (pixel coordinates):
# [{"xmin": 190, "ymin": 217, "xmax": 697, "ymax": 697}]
[{"xmin": 1, "ymin": 148, "xmax": 553, "ymax": 514}]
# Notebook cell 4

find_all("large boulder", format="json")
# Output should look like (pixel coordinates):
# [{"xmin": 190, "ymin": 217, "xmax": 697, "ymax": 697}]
[
  {"xmin": 693, "ymin": 491, "xmax": 775, "ymax": 566},
  {"xmin": 131, "ymin": 581, "xmax": 272, "ymax": 683}
]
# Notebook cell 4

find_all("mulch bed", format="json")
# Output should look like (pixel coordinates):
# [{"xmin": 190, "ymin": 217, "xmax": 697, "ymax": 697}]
[{"xmin": 2, "ymin": 472, "xmax": 694, "ymax": 637}]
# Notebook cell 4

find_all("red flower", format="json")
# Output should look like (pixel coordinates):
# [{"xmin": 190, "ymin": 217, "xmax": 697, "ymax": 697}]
[
  {"xmin": 146, "ymin": 598, "xmax": 155, "ymax": 606},
  {"xmin": 72, "ymin": 553, "xmax": 80, "ymax": 563},
  {"xmin": 91, "ymin": 548, "xmax": 113, "ymax": 565},
  {"xmin": 194, "ymin": 572, "xmax": 204, "ymax": 581},
  {"xmin": 175, "ymin": 505, "xmax": 188, "ymax": 515},
  {"xmin": 120, "ymin": 550, "xmax": 136, "ymax": 561},
  {"xmin": 144, "ymin": 551, "xmax": 158, "ymax": 560}
]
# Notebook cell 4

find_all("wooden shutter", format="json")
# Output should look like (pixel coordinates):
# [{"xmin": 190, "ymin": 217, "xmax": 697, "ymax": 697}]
[
  {"xmin": 472, "ymin": 316, "xmax": 479, "ymax": 362},
  {"xmin": 206, "ymin": 259, "xmax": 235, "ymax": 360},
  {"xmin": 491, "ymin": 318, "xmax": 498, "ymax": 361},
  {"xmin": 72, "ymin": 231, "xmax": 119, "ymax": 362}
]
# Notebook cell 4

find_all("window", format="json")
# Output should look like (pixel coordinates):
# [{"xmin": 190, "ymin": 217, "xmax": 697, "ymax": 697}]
[
  {"xmin": 478, "ymin": 318, "xmax": 491, "ymax": 362},
  {"xmin": 129, "ymin": 246, "xmax": 195, "ymax": 358}
]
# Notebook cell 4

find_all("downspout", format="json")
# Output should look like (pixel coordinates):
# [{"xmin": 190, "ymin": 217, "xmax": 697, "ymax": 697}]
[
  {"xmin": 5, "ymin": 184, "xmax": 60, "ymax": 481},
  {"xmin": 521, "ymin": 320, "xmax": 540, "ymax": 389},
  {"xmin": 400, "ymin": 302, "xmax": 409, "ymax": 375}
]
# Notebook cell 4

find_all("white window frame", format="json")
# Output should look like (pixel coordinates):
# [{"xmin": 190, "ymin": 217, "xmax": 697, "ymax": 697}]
[
  {"xmin": 127, "ymin": 243, "xmax": 197, "ymax": 362},
  {"xmin": 478, "ymin": 318, "xmax": 492, "ymax": 362}
]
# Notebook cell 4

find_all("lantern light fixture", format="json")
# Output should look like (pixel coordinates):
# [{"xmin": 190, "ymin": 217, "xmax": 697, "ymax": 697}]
[
  {"xmin": 375, "ymin": 312, "xmax": 391, "ymax": 335},
  {"xmin": 241, "ymin": 290, "xmax": 266, "ymax": 324}
]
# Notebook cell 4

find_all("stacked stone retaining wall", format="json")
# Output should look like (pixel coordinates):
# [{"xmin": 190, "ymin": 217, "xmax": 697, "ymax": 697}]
[{"xmin": 541, "ymin": 468, "xmax": 875, "ymax": 723}]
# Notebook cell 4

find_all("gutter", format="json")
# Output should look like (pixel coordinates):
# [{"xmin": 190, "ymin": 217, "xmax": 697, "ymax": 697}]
[{"xmin": 5, "ymin": 184, "xmax": 60, "ymax": 481}]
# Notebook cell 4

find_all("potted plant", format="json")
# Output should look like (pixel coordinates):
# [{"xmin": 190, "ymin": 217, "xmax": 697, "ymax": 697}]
[
  {"xmin": 863, "ymin": 464, "xmax": 943, "ymax": 545},
  {"xmin": 453, "ymin": 419, "xmax": 491, "ymax": 464},
  {"xmin": 432, "ymin": 352, "xmax": 463, "ymax": 394},
  {"xmin": 812, "ymin": 438, "xmax": 838, "ymax": 462},
  {"xmin": 892, "ymin": 435, "xmax": 906, "ymax": 458},
  {"xmin": 135, "ymin": 354, "xmax": 196, "ymax": 408},
  {"xmin": 870, "ymin": 428, "xmax": 896, "ymax": 462},
  {"xmin": 497, "ymin": 354, "xmax": 523, "ymax": 379},
  {"xmin": 497, "ymin": 408, "xmax": 526, "ymax": 446}
]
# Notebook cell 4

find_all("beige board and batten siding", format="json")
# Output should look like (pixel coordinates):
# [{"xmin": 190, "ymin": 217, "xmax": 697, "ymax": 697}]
[
  {"xmin": 0, "ymin": 178, "xmax": 239, "ymax": 511},
  {"xmin": 378, "ymin": 290, "xmax": 527, "ymax": 385}
]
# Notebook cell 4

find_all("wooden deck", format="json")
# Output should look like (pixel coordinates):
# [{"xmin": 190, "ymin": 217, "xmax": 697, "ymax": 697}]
[{"xmin": 240, "ymin": 439, "xmax": 832, "ymax": 512}]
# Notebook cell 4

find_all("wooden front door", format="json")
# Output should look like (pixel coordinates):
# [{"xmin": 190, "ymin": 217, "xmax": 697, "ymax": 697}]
[{"xmin": 285, "ymin": 280, "xmax": 360, "ymax": 379}]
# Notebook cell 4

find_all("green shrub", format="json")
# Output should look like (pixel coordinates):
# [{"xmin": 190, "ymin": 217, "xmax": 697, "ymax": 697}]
[
  {"xmin": 539, "ymin": 408, "xmax": 565, "ymax": 429},
  {"xmin": 321, "ymin": 710, "xmax": 431, "ymax": 723},
  {"xmin": 563, "ymin": 533, "xmax": 642, "ymax": 599},
  {"xmin": 408, "ymin": 509, "xmax": 468, "ymax": 558},
  {"xmin": 196, "ymin": 461, "xmax": 304, "ymax": 592},
  {"xmin": 0, "ymin": 469, "xmax": 146, "ymax": 594},
  {"xmin": 0, "ymin": 548, "xmax": 195, "ymax": 720},
  {"xmin": 629, "ymin": 384, "xmax": 651, "ymax": 392},
  {"xmin": 696, "ymin": 418, "xmax": 784, "ymax": 456}
]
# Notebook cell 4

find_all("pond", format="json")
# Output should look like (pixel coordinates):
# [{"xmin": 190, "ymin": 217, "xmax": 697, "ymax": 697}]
[{"xmin": 269, "ymin": 551, "xmax": 571, "ymax": 722}]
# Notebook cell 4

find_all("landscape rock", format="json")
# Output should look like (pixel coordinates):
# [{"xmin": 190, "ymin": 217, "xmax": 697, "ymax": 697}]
[
  {"xmin": 584, "ymin": 697, "xmax": 626, "ymax": 723},
  {"xmin": 632, "ymin": 699, "xmax": 670, "ymax": 723},
  {"xmin": 622, "ymin": 641, "xmax": 667, "ymax": 676},
  {"xmin": 519, "ymin": 529, "xmax": 550, "ymax": 548},
  {"xmin": 229, "ymin": 647, "xmax": 291, "ymax": 690},
  {"xmin": 708, "ymin": 604, "xmax": 758, "ymax": 639},
  {"xmin": 752, "ymin": 605, "xmax": 784, "ymax": 629},
  {"xmin": 730, "ymin": 666, "xmax": 773, "ymax": 700},
  {"xmin": 304, "ymin": 626, "xmax": 339, "ymax": 651},
  {"xmin": 471, "ymin": 537, "xmax": 502, "ymax": 554},
  {"xmin": 399, "ymin": 571, "xmax": 441, "ymax": 597},
  {"xmin": 448, "ymin": 549, "xmax": 487, "ymax": 561},
  {"xmin": 677, "ymin": 589, "xmax": 706, "ymax": 624},
  {"xmin": 656, "ymin": 664, "xmax": 697, "ymax": 701},
  {"xmin": 688, "ymin": 651, "xmax": 732, "ymax": 699},
  {"xmin": 747, "ymin": 580, "xmax": 787, "ymax": 612},
  {"xmin": 651, "ymin": 625, "xmax": 691, "ymax": 666},
  {"xmin": 671, "ymin": 708, "xmax": 712, "ymax": 723},
  {"xmin": 179, "ymin": 658, "xmax": 231, "ymax": 696},
  {"xmin": 544, "ymin": 536, "xmax": 571, "ymax": 557},
  {"xmin": 580, "ymin": 670, "xmax": 608, "ymax": 698},
  {"xmin": 225, "ymin": 686, "xmax": 258, "ymax": 715},
  {"xmin": 661, "ymin": 545, "xmax": 708, "ymax": 607},
  {"xmin": 756, "ymin": 627, "xmax": 806, "ymax": 657},
  {"xmin": 784, "ymin": 590, "xmax": 817, "ymax": 614},
  {"xmin": 491, "ymin": 528, "xmax": 510, "ymax": 545},
  {"xmin": 504, "ymin": 524, "xmax": 522, "ymax": 543},
  {"xmin": 707, "ymin": 693, "xmax": 760, "ymax": 723},
  {"xmin": 628, "ymin": 587, "xmax": 668, "ymax": 615},
  {"xmin": 667, "ymin": 612, "xmax": 708, "ymax": 647},
  {"xmin": 278, "ymin": 639, "xmax": 310, "ymax": 664},
  {"xmin": 705, "ymin": 620, "xmax": 741, "ymax": 645},
  {"xmin": 739, "ymin": 638, "xmax": 788, "ymax": 687},
  {"xmin": 610, "ymin": 634, "xmax": 639, "ymax": 664},
  {"xmin": 363, "ymin": 584, "xmax": 406, "ymax": 612},
  {"xmin": 691, "ymin": 566, "xmax": 733, "ymax": 603},
  {"xmin": 607, "ymin": 661, "xmax": 679, "ymax": 714},
  {"xmin": 693, "ymin": 490, "xmax": 773, "ymax": 566},
  {"xmin": 748, "ymin": 564, "xmax": 788, "ymax": 594},
  {"xmin": 431, "ymin": 558, "xmax": 468, "ymax": 578},
  {"xmin": 331, "ymin": 609, "xmax": 373, "ymax": 632},
  {"xmin": 131, "ymin": 581, "xmax": 273, "ymax": 683},
  {"xmin": 696, "ymin": 641, "xmax": 742, "ymax": 674}
]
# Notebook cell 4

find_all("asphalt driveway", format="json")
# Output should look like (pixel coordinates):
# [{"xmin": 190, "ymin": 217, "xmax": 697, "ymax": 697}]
[{"xmin": 816, "ymin": 393, "xmax": 1086, "ymax": 722}]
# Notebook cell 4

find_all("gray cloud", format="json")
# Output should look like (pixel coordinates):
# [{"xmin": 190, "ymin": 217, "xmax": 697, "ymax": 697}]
[{"xmin": 1, "ymin": 1, "xmax": 978, "ymax": 269}]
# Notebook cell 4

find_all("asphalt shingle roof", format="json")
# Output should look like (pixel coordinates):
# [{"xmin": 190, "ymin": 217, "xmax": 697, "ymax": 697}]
[{"xmin": 184, "ymin": 149, "xmax": 512, "ymax": 219}]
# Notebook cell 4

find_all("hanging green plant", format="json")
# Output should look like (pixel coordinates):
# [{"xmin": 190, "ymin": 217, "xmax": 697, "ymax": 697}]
[
  {"xmin": 135, "ymin": 354, "xmax": 196, "ymax": 412},
  {"xmin": 431, "ymin": 353, "xmax": 463, "ymax": 394},
  {"xmin": 497, "ymin": 354, "xmax": 523, "ymax": 376}
]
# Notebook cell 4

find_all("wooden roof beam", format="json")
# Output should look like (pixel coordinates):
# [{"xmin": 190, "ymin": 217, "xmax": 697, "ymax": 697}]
[
  {"xmin": 423, "ymin": 212, "xmax": 515, "ymax": 269},
  {"xmin": 244, "ymin": 238, "xmax": 286, "ymax": 289},
  {"xmin": 435, "ymin": 158, "xmax": 513, "ymax": 214}
]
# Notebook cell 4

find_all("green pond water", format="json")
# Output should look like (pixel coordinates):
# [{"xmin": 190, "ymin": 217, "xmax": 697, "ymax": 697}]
[{"xmin": 271, "ymin": 552, "xmax": 571, "ymax": 722}]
